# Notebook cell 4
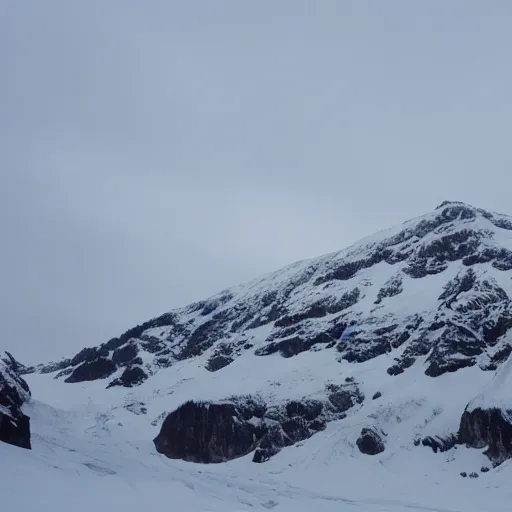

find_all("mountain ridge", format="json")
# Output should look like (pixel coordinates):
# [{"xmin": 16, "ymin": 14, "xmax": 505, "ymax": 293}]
[
  {"xmin": 12, "ymin": 200, "xmax": 512, "ymax": 469},
  {"xmin": 28, "ymin": 200, "xmax": 512, "ymax": 383}
]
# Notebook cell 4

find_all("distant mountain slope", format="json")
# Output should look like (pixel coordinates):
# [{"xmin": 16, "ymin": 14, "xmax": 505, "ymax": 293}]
[
  {"xmin": 20, "ymin": 201, "xmax": 512, "ymax": 466},
  {"xmin": 31, "ymin": 200, "xmax": 512, "ymax": 385}
]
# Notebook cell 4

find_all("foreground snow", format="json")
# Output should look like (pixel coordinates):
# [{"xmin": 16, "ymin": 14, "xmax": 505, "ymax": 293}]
[{"xmin": 1, "ymin": 354, "xmax": 512, "ymax": 511}]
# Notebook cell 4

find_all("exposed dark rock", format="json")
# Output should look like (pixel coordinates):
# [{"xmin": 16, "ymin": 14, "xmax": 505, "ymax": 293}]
[
  {"xmin": 403, "ymin": 257, "xmax": 447, "ymax": 279},
  {"xmin": 34, "ymin": 359, "xmax": 72, "ymax": 375},
  {"xmin": 424, "ymin": 323, "xmax": 483, "ymax": 377},
  {"xmin": 372, "ymin": 391, "xmax": 382, "ymax": 400},
  {"xmin": 483, "ymin": 313, "xmax": 512, "ymax": 346},
  {"xmin": 154, "ymin": 400, "xmax": 264, "ymax": 463},
  {"xmin": 357, "ymin": 427, "xmax": 385, "ymax": 455},
  {"xmin": 483, "ymin": 345, "xmax": 512, "ymax": 371},
  {"xmin": 326, "ymin": 382, "xmax": 364, "ymax": 413},
  {"xmin": 281, "ymin": 416, "xmax": 312, "ymax": 443},
  {"xmin": 123, "ymin": 400, "xmax": 148, "ymax": 415},
  {"xmin": 155, "ymin": 357, "xmax": 171, "ymax": 368},
  {"xmin": 70, "ymin": 347, "xmax": 100, "ymax": 367},
  {"xmin": 65, "ymin": 358, "xmax": 117, "ymax": 383},
  {"xmin": 35, "ymin": 312, "xmax": 179, "ymax": 378},
  {"xmin": 0, "ymin": 353, "xmax": 31, "ymax": 450},
  {"xmin": 286, "ymin": 400, "xmax": 323, "ymax": 421},
  {"xmin": 200, "ymin": 293, "xmax": 233, "ymax": 316},
  {"xmin": 252, "ymin": 388, "xmax": 356, "ymax": 463},
  {"xmin": 338, "ymin": 320, "xmax": 413, "ymax": 365},
  {"xmin": 205, "ymin": 354, "xmax": 233, "ymax": 372},
  {"xmin": 435, "ymin": 200, "xmax": 476, "ymax": 216},
  {"xmin": 255, "ymin": 332, "xmax": 336, "ymax": 358},
  {"xmin": 205, "ymin": 343, "xmax": 234, "ymax": 372},
  {"xmin": 140, "ymin": 336, "xmax": 165, "ymax": 354},
  {"xmin": 314, "ymin": 252, "xmax": 395, "ymax": 286},
  {"xmin": 175, "ymin": 310, "xmax": 237, "ymax": 361},
  {"xmin": 420, "ymin": 230, "xmax": 481, "ymax": 262},
  {"xmin": 385, "ymin": 271, "xmax": 512, "ymax": 377},
  {"xmin": 375, "ymin": 275, "xmax": 403, "ymax": 304},
  {"xmin": 489, "ymin": 216, "xmax": 512, "ymax": 231},
  {"xmin": 425, "ymin": 355, "xmax": 476, "ymax": 378},
  {"xmin": 463, "ymin": 247, "xmax": 512, "ymax": 271},
  {"xmin": 155, "ymin": 383, "xmax": 363, "ymax": 464},
  {"xmin": 54, "ymin": 367, "xmax": 73, "ymax": 379},
  {"xmin": 275, "ymin": 289, "xmax": 360, "ymax": 328},
  {"xmin": 387, "ymin": 364, "xmax": 405, "ymax": 376},
  {"xmin": 428, "ymin": 320, "xmax": 446, "ymax": 331},
  {"xmin": 341, "ymin": 333, "xmax": 393, "ymax": 363},
  {"xmin": 0, "ymin": 411, "xmax": 31, "ymax": 450},
  {"xmin": 253, "ymin": 424, "xmax": 290, "ymax": 463},
  {"xmin": 458, "ymin": 407, "xmax": 512, "ymax": 465},
  {"xmin": 125, "ymin": 313, "xmax": 176, "ymax": 339},
  {"xmin": 421, "ymin": 434, "xmax": 458, "ymax": 453},
  {"xmin": 477, "ymin": 207, "xmax": 512, "ymax": 230},
  {"xmin": 112, "ymin": 343, "xmax": 139, "ymax": 366},
  {"xmin": 438, "ymin": 268, "xmax": 477, "ymax": 309},
  {"xmin": 103, "ymin": 337, "xmax": 126, "ymax": 352},
  {"xmin": 107, "ymin": 366, "xmax": 148, "ymax": 388}
]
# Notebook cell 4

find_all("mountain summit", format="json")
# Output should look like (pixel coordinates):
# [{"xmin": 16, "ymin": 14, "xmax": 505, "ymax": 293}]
[
  {"xmin": 9, "ymin": 201, "xmax": 512, "ymax": 477},
  {"xmin": 34, "ymin": 200, "xmax": 512, "ymax": 385}
]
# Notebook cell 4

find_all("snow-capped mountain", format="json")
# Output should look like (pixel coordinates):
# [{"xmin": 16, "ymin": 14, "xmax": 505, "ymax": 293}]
[
  {"xmin": 4, "ymin": 200, "xmax": 512, "ymax": 512},
  {"xmin": 30, "ymin": 200, "xmax": 512, "ymax": 384}
]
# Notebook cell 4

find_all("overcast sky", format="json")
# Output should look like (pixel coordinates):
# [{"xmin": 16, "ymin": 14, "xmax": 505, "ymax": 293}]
[{"xmin": 1, "ymin": 1, "xmax": 511, "ymax": 364}]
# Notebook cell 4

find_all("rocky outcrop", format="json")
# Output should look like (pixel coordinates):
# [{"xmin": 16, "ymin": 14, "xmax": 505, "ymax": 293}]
[
  {"xmin": 356, "ymin": 427, "xmax": 385, "ymax": 455},
  {"xmin": 415, "ymin": 404, "xmax": 512, "ymax": 466},
  {"xmin": 0, "ymin": 352, "xmax": 31, "ymax": 449},
  {"xmin": 458, "ymin": 407, "xmax": 512, "ymax": 465},
  {"xmin": 386, "ymin": 269, "xmax": 512, "ymax": 377},
  {"xmin": 106, "ymin": 366, "xmax": 148, "ymax": 388},
  {"xmin": 155, "ymin": 382, "xmax": 364, "ymax": 463},
  {"xmin": 420, "ymin": 434, "xmax": 458, "ymax": 453},
  {"xmin": 65, "ymin": 358, "xmax": 117, "ymax": 383},
  {"xmin": 28, "ymin": 201, "xmax": 512, "ymax": 392},
  {"xmin": 375, "ymin": 275, "xmax": 403, "ymax": 304},
  {"xmin": 154, "ymin": 398, "xmax": 265, "ymax": 463},
  {"xmin": 205, "ymin": 343, "xmax": 234, "ymax": 372}
]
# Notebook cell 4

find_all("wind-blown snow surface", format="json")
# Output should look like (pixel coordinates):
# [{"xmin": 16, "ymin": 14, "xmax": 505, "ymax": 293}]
[
  {"xmin": 1, "ymin": 357, "xmax": 512, "ymax": 511},
  {"xmin": 4, "ymin": 201, "xmax": 512, "ymax": 510}
]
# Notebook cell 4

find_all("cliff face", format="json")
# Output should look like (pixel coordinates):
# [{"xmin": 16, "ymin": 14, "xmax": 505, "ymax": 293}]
[
  {"xmin": 458, "ymin": 408, "xmax": 512, "ymax": 465},
  {"xmin": 0, "ymin": 352, "xmax": 31, "ymax": 449},
  {"xmin": 154, "ymin": 382, "xmax": 364, "ymax": 463}
]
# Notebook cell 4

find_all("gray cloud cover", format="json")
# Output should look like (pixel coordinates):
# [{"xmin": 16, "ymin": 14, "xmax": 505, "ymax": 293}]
[{"xmin": 1, "ymin": 1, "xmax": 511, "ymax": 363}]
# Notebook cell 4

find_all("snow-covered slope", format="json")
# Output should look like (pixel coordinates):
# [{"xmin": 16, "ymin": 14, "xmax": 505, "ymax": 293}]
[
  {"xmin": 4, "ymin": 200, "xmax": 512, "ymax": 511},
  {"xmin": 30, "ymin": 200, "xmax": 512, "ymax": 385}
]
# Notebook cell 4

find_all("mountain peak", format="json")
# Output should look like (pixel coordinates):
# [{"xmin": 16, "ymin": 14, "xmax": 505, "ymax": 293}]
[
  {"xmin": 435, "ymin": 200, "xmax": 473, "ymax": 210},
  {"xmin": 31, "ymin": 202, "xmax": 512, "ymax": 388},
  {"xmin": 15, "ymin": 202, "xmax": 512, "ymax": 487}
]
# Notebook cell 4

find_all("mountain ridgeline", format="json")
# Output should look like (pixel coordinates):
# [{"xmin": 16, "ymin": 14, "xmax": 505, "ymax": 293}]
[{"xmin": 16, "ymin": 201, "xmax": 512, "ymax": 466}]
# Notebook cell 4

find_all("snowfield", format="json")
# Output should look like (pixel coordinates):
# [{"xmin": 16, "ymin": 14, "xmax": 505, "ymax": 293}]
[
  {"xmin": 3, "ymin": 201, "xmax": 512, "ymax": 510},
  {"xmin": 1, "ymin": 350, "xmax": 511, "ymax": 511}
]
